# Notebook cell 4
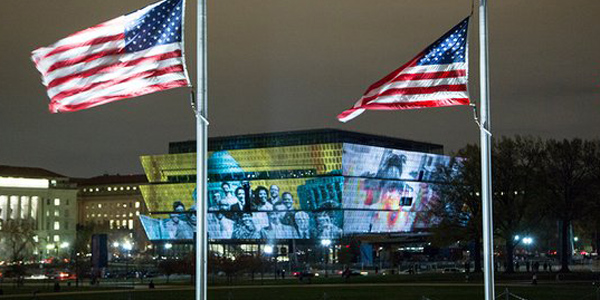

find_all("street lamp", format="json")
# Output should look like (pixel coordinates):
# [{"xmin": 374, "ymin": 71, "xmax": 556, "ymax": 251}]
[
  {"xmin": 320, "ymin": 239, "xmax": 332, "ymax": 277},
  {"xmin": 263, "ymin": 245, "xmax": 273, "ymax": 255},
  {"xmin": 522, "ymin": 237, "xmax": 533, "ymax": 245}
]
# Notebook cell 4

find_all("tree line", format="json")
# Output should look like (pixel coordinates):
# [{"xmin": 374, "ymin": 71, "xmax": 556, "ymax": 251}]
[{"xmin": 429, "ymin": 137, "xmax": 600, "ymax": 273}]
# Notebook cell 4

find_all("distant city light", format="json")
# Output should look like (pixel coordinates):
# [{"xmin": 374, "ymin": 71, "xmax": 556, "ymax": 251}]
[
  {"xmin": 46, "ymin": 244, "xmax": 55, "ymax": 250},
  {"xmin": 113, "ymin": 242, "xmax": 120, "ymax": 248},
  {"xmin": 0, "ymin": 177, "xmax": 49, "ymax": 188},
  {"xmin": 321, "ymin": 239, "xmax": 332, "ymax": 247},
  {"xmin": 122, "ymin": 241, "xmax": 133, "ymax": 251},
  {"xmin": 263, "ymin": 245, "xmax": 273, "ymax": 254},
  {"xmin": 164, "ymin": 243, "xmax": 173, "ymax": 250}
]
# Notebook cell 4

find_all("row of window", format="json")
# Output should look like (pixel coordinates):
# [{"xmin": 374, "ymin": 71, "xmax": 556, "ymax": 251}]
[
  {"xmin": 85, "ymin": 201, "xmax": 141, "ymax": 210},
  {"xmin": 82, "ymin": 186, "xmax": 138, "ymax": 193},
  {"xmin": 87, "ymin": 211, "xmax": 140, "ymax": 218}
]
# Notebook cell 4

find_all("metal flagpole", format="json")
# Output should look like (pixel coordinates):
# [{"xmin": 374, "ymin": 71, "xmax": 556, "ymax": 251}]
[
  {"xmin": 195, "ymin": 0, "xmax": 208, "ymax": 300},
  {"xmin": 479, "ymin": 1, "xmax": 495, "ymax": 300}
]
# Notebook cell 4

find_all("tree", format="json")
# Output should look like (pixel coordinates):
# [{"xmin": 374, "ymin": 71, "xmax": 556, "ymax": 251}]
[
  {"xmin": 536, "ymin": 139, "xmax": 600, "ymax": 272},
  {"xmin": 429, "ymin": 137, "xmax": 544, "ymax": 273},
  {"xmin": 0, "ymin": 219, "xmax": 36, "ymax": 280},
  {"xmin": 491, "ymin": 136, "xmax": 544, "ymax": 273},
  {"xmin": 429, "ymin": 144, "xmax": 482, "ymax": 272}
]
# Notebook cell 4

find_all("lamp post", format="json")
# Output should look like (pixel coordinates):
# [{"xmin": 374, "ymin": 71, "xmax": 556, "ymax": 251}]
[{"xmin": 321, "ymin": 239, "xmax": 331, "ymax": 278}]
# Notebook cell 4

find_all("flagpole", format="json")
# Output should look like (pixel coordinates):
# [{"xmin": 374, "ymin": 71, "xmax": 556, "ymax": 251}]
[
  {"xmin": 479, "ymin": 1, "xmax": 495, "ymax": 300},
  {"xmin": 195, "ymin": 0, "xmax": 208, "ymax": 300}
]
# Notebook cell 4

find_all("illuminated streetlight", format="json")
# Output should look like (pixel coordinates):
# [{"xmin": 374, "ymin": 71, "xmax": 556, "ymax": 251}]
[
  {"xmin": 320, "ymin": 239, "xmax": 332, "ymax": 247},
  {"xmin": 113, "ymin": 242, "xmax": 120, "ymax": 248},
  {"xmin": 263, "ymin": 245, "xmax": 273, "ymax": 254},
  {"xmin": 122, "ymin": 241, "xmax": 133, "ymax": 251},
  {"xmin": 574, "ymin": 237, "xmax": 579, "ymax": 242},
  {"xmin": 522, "ymin": 237, "xmax": 533, "ymax": 245},
  {"xmin": 514, "ymin": 235, "xmax": 520, "ymax": 241}
]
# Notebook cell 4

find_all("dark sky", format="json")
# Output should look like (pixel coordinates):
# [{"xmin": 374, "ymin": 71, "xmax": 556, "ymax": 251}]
[{"xmin": 1, "ymin": 0, "xmax": 599, "ymax": 178}]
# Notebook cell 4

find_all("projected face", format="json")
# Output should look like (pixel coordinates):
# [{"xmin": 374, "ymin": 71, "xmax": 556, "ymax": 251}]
[
  {"xmin": 270, "ymin": 185, "xmax": 280, "ymax": 199},
  {"xmin": 295, "ymin": 211, "xmax": 310, "ymax": 231},
  {"xmin": 221, "ymin": 183, "xmax": 231, "ymax": 194},
  {"xmin": 258, "ymin": 189, "xmax": 268, "ymax": 204},
  {"xmin": 282, "ymin": 192, "xmax": 294, "ymax": 209},
  {"xmin": 268, "ymin": 203, "xmax": 286, "ymax": 224},
  {"xmin": 235, "ymin": 188, "xmax": 245, "ymax": 204},
  {"xmin": 316, "ymin": 212, "xmax": 332, "ymax": 230}
]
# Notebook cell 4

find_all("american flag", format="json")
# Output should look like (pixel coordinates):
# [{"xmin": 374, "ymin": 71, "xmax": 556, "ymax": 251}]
[
  {"xmin": 31, "ymin": 0, "xmax": 190, "ymax": 113},
  {"xmin": 338, "ymin": 17, "xmax": 470, "ymax": 123}
]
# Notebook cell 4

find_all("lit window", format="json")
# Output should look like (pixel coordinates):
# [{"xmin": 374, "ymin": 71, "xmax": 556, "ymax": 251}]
[
  {"xmin": 126, "ymin": 186, "xmax": 131, "ymax": 191},
  {"xmin": 54, "ymin": 221, "xmax": 60, "ymax": 230},
  {"xmin": 120, "ymin": 187, "xmax": 124, "ymax": 191},
  {"xmin": 33, "ymin": 235, "xmax": 39, "ymax": 243},
  {"xmin": 135, "ymin": 201, "xmax": 140, "ymax": 208},
  {"xmin": 54, "ymin": 198, "xmax": 60, "ymax": 206},
  {"xmin": 110, "ymin": 220, "xmax": 114, "ymax": 229},
  {"xmin": 91, "ymin": 213, "xmax": 95, "ymax": 217},
  {"xmin": 98, "ymin": 203, "xmax": 102, "ymax": 208},
  {"xmin": 54, "ymin": 235, "xmax": 60, "ymax": 242},
  {"xmin": 54, "ymin": 210, "xmax": 59, "ymax": 217},
  {"xmin": 95, "ymin": 188, "xmax": 99, "ymax": 192},
  {"xmin": 133, "ymin": 187, "xmax": 137, "ymax": 190},
  {"xmin": 46, "ymin": 210, "xmax": 50, "ymax": 217},
  {"xmin": 108, "ymin": 187, "xmax": 112, "ymax": 191},
  {"xmin": 128, "ymin": 219, "xmax": 133, "ymax": 229},
  {"xmin": 135, "ymin": 211, "xmax": 140, "ymax": 216}
]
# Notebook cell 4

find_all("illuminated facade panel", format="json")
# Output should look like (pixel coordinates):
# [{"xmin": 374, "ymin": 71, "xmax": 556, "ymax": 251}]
[{"xmin": 138, "ymin": 129, "xmax": 451, "ymax": 242}]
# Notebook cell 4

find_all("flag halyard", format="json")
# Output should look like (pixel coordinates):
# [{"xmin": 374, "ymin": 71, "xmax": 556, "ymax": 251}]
[{"xmin": 338, "ymin": 17, "xmax": 470, "ymax": 122}]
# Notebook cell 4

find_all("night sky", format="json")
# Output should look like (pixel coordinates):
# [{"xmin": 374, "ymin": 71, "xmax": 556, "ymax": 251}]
[{"xmin": 1, "ymin": 0, "xmax": 599, "ymax": 178}]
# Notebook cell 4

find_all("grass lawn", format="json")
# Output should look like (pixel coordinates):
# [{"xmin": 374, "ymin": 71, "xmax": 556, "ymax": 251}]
[{"xmin": 0, "ymin": 283, "xmax": 596, "ymax": 300}]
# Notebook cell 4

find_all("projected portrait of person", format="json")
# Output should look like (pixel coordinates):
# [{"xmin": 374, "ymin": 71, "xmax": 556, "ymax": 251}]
[
  {"xmin": 269, "ymin": 184, "xmax": 280, "ymax": 205},
  {"xmin": 279, "ymin": 192, "xmax": 296, "ymax": 226},
  {"xmin": 208, "ymin": 197, "xmax": 235, "ymax": 239},
  {"xmin": 315, "ymin": 211, "xmax": 342, "ymax": 239},
  {"xmin": 164, "ymin": 201, "xmax": 194, "ymax": 239},
  {"xmin": 221, "ymin": 182, "xmax": 239, "ymax": 207},
  {"xmin": 232, "ymin": 213, "xmax": 260, "ymax": 239},
  {"xmin": 259, "ymin": 201, "xmax": 298, "ymax": 240},
  {"xmin": 294, "ymin": 211, "xmax": 311, "ymax": 239},
  {"xmin": 254, "ymin": 186, "xmax": 272, "ymax": 211},
  {"xmin": 230, "ymin": 186, "xmax": 245, "ymax": 211}
]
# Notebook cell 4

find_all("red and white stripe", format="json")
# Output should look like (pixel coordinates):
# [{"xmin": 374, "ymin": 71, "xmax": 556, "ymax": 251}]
[
  {"xmin": 31, "ymin": 3, "xmax": 190, "ymax": 113},
  {"xmin": 337, "ymin": 54, "xmax": 469, "ymax": 123}
]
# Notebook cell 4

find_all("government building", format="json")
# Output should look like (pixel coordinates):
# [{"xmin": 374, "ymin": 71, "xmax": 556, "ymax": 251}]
[
  {"xmin": 0, "ymin": 165, "xmax": 78, "ymax": 261},
  {"xmin": 138, "ymin": 129, "xmax": 452, "ymax": 266}
]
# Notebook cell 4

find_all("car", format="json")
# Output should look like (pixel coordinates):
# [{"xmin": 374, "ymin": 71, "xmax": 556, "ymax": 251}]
[
  {"xmin": 292, "ymin": 270, "xmax": 317, "ymax": 278},
  {"xmin": 442, "ymin": 268, "xmax": 464, "ymax": 273}
]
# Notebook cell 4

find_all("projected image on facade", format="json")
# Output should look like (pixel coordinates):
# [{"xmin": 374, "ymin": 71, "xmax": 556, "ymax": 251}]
[{"xmin": 139, "ymin": 136, "xmax": 453, "ymax": 242}]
